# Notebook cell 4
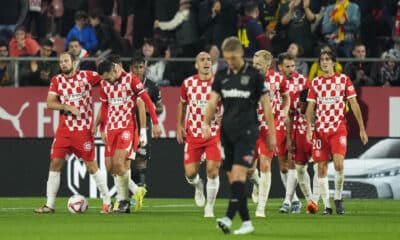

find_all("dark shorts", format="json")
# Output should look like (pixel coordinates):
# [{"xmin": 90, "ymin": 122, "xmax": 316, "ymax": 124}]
[
  {"xmin": 136, "ymin": 116, "xmax": 152, "ymax": 161},
  {"xmin": 221, "ymin": 127, "xmax": 258, "ymax": 171}
]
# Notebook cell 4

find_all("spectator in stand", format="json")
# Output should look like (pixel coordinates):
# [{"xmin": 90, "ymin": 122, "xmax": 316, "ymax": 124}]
[
  {"xmin": 154, "ymin": 0, "xmax": 180, "ymax": 41},
  {"xmin": 343, "ymin": 42, "xmax": 375, "ymax": 86},
  {"xmin": 258, "ymin": 0, "xmax": 281, "ymax": 33},
  {"xmin": 198, "ymin": 0, "xmax": 238, "ymax": 48},
  {"xmin": 23, "ymin": 0, "xmax": 49, "ymax": 39},
  {"xmin": 140, "ymin": 38, "xmax": 166, "ymax": 85},
  {"xmin": 163, "ymin": 44, "xmax": 190, "ymax": 86},
  {"xmin": 309, "ymin": 44, "xmax": 343, "ymax": 80},
  {"xmin": 68, "ymin": 37, "xmax": 96, "ymax": 71},
  {"xmin": 8, "ymin": 25, "xmax": 40, "ymax": 57},
  {"xmin": 65, "ymin": 10, "xmax": 98, "ymax": 53},
  {"xmin": 0, "ymin": 0, "xmax": 28, "ymax": 42},
  {"xmin": 287, "ymin": 42, "xmax": 309, "ymax": 76},
  {"xmin": 322, "ymin": 0, "xmax": 361, "ymax": 57},
  {"xmin": 61, "ymin": 0, "xmax": 88, "ymax": 37},
  {"xmin": 88, "ymin": 10, "xmax": 125, "ymax": 55},
  {"xmin": 280, "ymin": 0, "xmax": 316, "ymax": 57},
  {"xmin": 205, "ymin": 44, "xmax": 226, "ymax": 74},
  {"xmin": 131, "ymin": 0, "xmax": 156, "ymax": 49},
  {"xmin": 20, "ymin": 38, "xmax": 59, "ymax": 86},
  {"xmin": 237, "ymin": 1, "xmax": 271, "ymax": 58},
  {"xmin": 154, "ymin": 0, "xmax": 201, "ymax": 57},
  {"xmin": 0, "ymin": 40, "xmax": 15, "ymax": 86},
  {"xmin": 379, "ymin": 52, "xmax": 400, "ymax": 86}
]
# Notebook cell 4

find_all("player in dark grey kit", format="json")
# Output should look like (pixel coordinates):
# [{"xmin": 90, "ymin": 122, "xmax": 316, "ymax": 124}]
[
  {"xmin": 202, "ymin": 36, "xmax": 276, "ymax": 235},
  {"xmin": 130, "ymin": 55, "xmax": 164, "ymax": 189}
]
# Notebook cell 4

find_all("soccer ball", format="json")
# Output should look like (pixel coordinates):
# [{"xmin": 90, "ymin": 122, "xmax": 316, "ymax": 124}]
[{"xmin": 67, "ymin": 195, "xmax": 88, "ymax": 213}]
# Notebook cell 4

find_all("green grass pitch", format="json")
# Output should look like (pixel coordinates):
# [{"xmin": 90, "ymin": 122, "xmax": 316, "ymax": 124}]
[{"xmin": 0, "ymin": 198, "xmax": 399, "ymax": 240}]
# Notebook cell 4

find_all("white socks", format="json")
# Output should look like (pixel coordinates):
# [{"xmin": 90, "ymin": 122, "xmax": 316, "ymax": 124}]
[
  {"xmin": 334, "ymin": 171, "xmax": 344, "ymax": 200},
  {"xmin": 206, "ymin": 177, "xmax": 220, "ymax": 206},
  {"xmin": 128, "ymin": 170, "xmax": 139, "ymax": 195},
  {"xmin": 281, "ymin": 171, "xmax": 299, "ymax": 202},
  {"xmin": 115, "ymin": 171, "xmax": 129, "ymax": 201},
  {"xmin": 91, "ymin": 170, "xmax": 111, "ymax": 204},
  {"xmin": 312, "ymin": 163, "xmax": 320, "ymax": 203},
  {"xmin": 318, "ymin": 177, "xmax": 331, "ymax": 208},
  {"xmin": 284, "ymin": 169, "xmax": 298, "ymax": 204},
  {"xmin": 295, "ymin": 164, "xmax": 312, "ymax": 202},
  {"xmin": 248, "ymin": 169, "xmax": 260, "ymax": 186},
  {"xmin": 46, "ymin": 171, "xmax": 60, "ymax": 208},
  {"xmin": 257, "ymin": 172, "xmax": 271, "ymax": 210},
  {"xmin": 186, "ymin": 174, "xmax": 201, "ymax": 189}
]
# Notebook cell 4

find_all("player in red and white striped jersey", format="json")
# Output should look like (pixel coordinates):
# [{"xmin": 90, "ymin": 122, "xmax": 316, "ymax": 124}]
[
  {"xmin": 251, "ymin": 50, "xmax": 290, "ymax": 218},
  {"xmin": 306, "ymin": 50, "xmax": 368, "ymax": 215},
  {"xmin": 277, "ymin": 52, "xmax": 319, "ymax": 214},
  {"xmin": 97, "ymin": 59, "xmax": 161, "ymax": 213},
  {"xmin": 177, "ymin": 52, "xmax": 222, "ymax": 218},
  {"xmin": 34, "ymin": 52, "xmax": 112, "ymax": 214}
]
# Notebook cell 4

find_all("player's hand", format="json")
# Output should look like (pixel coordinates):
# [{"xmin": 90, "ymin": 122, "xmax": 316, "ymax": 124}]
[
  {"xmin": 360, "ymin": 129, "xmax": 368, "ymax": 145},
  {"xmin": 201, "ymin": 122, "xmax": 212, "ymax": 140},
  {"xmin": 101, "ymin": 131, "xmax": 107, "ymax": 145},
  {"xmin": 152, "ymin": 124, "xmax": 162, "ymax": 138},
  {"xmin": 176, "ymin": 125, "xmax": 186, "ymax": 144},
  {"xmin": 306, "ymin": 128, "xmax": 313, "ymax": 144},
  {"xmin": 153, "ymin": 20, "xmax": 160, "ymax": 29},
  {"xmin": 64, "ymin": 105, "xmax": 80, "ymax": 116},
  {"xmin": 30, "ymin": 61, "xmax": 38, "ymax": 72},
  {"xmin": 91, "ymin": 125, "xmax": 97, "ymax": 136},
  {"xmin": 139, "ymin": 128, "xmax": 148, "ymax": 147}
]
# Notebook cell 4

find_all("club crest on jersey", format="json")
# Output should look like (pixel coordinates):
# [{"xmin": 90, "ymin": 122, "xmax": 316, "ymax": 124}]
[
  {"xmin": 122, "ymin": 85, "xmax": 127, "ymax": 92},
  {"xmin": 79, "ymin": 81, "xmax": 84, "ymax": 87},
  {"xmin": 121, "ymin": 130, "xmax": 131, "ymax": 140},
  {"xmin": 83, "ymin": 141, "xmax": 92, "ymax": 152},
  {"xmin": 240, "ymin": 76, "xmax": 250, "ymax": 85},
  {"xmin": 335, "ymin": 84, "xmax": 341, "ymax": 91}
]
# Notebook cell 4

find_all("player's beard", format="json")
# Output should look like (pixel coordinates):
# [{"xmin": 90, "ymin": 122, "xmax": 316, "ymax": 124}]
[{"xmin": 62, "ymin": 67, "xmax": 74, "ymax": 75}]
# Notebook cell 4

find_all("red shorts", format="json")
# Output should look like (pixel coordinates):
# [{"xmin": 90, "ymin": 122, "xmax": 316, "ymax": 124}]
[
  {"xmin": 184, "ymin": 136, "xmax": 221, "ymax": 165},
  {"xmin": 105, "ymin": 127, "xmax": 138, "ymax": 159},
  {"xmin": 275, "ymin": 129, "xmax": 287, "ymax": 157},
  {"xmin": 254, "ymin": 130, "xmax": 274, "ymax": 159},
  {"xmin": 312, "ymin": 124, "xmax": 348, "ymax": 162},
  {"xmin": 51, "ymin": 130, "xmax": 95, "ymax": 161},
  {"xmin": 292, "ymin": 131, "xmax": 312, "ymax": 164}
]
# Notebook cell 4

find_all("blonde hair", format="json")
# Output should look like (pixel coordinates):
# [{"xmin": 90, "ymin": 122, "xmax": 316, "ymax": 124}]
[
  {"xmin": 254, "ymin": 50, "xmax": 273, "ymax": 64},
  {"xmin": 221, "ymin": 36, "xmax": 243, "ymax": 52}
]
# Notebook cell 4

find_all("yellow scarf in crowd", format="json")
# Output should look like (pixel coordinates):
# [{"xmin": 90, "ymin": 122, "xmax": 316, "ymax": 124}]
[{"xmin": 330, "ymin": 0, "xmax": 349, "ymax": 41}]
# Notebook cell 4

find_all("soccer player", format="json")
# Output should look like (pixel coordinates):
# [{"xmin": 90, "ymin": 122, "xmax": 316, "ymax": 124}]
[
  {"xmin": 34, "ymin": 52, "xmax": 112, "ymax": 214},
  {"xmin": 97, "ymin": 59, "xmax": 161, "ymax": 213},
  {"xmin": 277, "ymin": 52, "xmax": 318, "ymax": 214},
  {"xmin": 176, "ymin": 51, "xmax": 221, "ymax": 218},
  {"xmin": 251, "ymin": 50, "xmax": 294, "ymax": 217},
  {"xmin": 202, "ymin": 37, "xmax": 276, "ymax": 235},
  {"xmin": 130, "ymin": 55, "xmax": 164, "ymax": 189},
  {"xmin": 306, "ymin": 50, "xmax": 368, "ymax": 215}
]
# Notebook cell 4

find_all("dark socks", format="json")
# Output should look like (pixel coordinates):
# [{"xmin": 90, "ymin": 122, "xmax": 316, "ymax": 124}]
[{"xmin": 226, "ymin": 181, "xmax": 249, "ymax": 221}]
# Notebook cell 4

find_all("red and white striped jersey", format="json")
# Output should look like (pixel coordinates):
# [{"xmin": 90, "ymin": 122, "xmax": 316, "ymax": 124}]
[
  {"xmin": 100, "ymin": 71, "xmax": 145, "ymax": 130},
  {"xmin": 307, "ymin": 73, "xmax": 357, "ymax": 133},
  {"xmin": 257, "ymin": 70, "xmax": 288, "ymax": 132},
  {"xmin": 287, "ymin": 72, "xmax": 309, "ymax": 134},
  {"xmin": 49, "ymin": 70, "xmax": 101, "ymax": 132},
  {"xmin": 180, "ymin": 74, "xmax": 221, "ymax": 142}
]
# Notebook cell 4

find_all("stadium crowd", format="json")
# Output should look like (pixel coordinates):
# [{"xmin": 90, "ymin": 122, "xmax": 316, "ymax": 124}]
[{"xmin": 0, "ymin": 0, "xmax": 400, "ymax": 87}]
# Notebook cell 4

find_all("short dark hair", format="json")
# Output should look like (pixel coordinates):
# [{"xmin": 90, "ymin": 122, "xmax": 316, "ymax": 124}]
[
  {"xmin": 107, "ymin": 54, "xmax": 122, "ymax": 64},
  {"xmin": 97, "ymin": 60, "xmax": 115, "ymax": 75},
  {"xmin": 353, "ymin": 41, "xmax": 366, "ymax": 50},
  {"xmin": 75, "ymin": 10, "xmax": 88, "ymax": 21},
  {"xmin": 39, "ymin": 38, "xmax": 53, "ymax": 47},
  {"xmin": 69, "ymin": 37, "xmax": 82, "ymax": 45},
  {"xmin": 0, "ymin": 39, "xmax": 8, "ymax": 49},
  {"xmin": 278, "ymin": 52, "xmax": 296, "ymax": 65},
  {"xmin": 60, "ymin": 52, "xmax": 76, "ymax": 62},
  {"xmin": 130, "ymin": 55, "xmax": 145, "ymax": 66},
  {"xmin": 244, "ymin": 1, "xmax": 258, "ymax": 15},
  {"xmin": 15, "ymin": 25, "xmax": 26, "ymax": 33}
]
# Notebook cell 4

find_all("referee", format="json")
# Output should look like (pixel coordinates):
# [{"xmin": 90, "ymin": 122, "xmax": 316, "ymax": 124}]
[{"xmin": 202, "ymin": 36, "xmax": 276, "ymax": 235}]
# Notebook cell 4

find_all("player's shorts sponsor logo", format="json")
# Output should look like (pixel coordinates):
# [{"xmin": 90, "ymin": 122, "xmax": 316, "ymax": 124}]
[
  {"xmin": 121, "ymin": 130, "xmax": 131, "ymax": 140},
  {"xmin": 138, "ymin": 147, "xmax": 147, "ymax": 155},
  {"xmin": 242, "ymin": 155, "xmax": 254, "ymax": 165},
  {"xmin": 340, "ymin": 136, "xmax": 347, "ymax": 145},
  {"xmin": 315, "ymin": 150, "xmax": 321, "ymax": 157},
  {"xmin": 83, "ymin": 141, "xmax": 92, "ymax": 152}
]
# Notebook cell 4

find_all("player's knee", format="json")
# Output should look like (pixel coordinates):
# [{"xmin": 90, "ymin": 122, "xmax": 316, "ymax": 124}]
[{"xmin": 49, "ymin": 158, "xmax": 64, "ymax": 171}]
